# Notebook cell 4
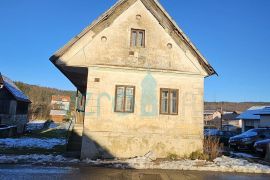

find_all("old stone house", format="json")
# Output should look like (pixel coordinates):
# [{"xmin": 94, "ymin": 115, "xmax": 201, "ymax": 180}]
[
  {"xmin": 50, "ymin": 0, "xmax": 216, "ymax": 159},
  {"xmin": 0, "ymin": 73, "xmax": 31, "ymax": 133}
]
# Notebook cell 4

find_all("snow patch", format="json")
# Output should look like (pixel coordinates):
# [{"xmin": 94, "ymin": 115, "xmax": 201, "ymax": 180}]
[
  {"xmin": 0, "ymin": 154, "xmax": 79, "ymax": 164},
  {"xmin": 56, "ymin": 122, "xmax": 72, "ymax": 130},
  {"xmin": 49, "ymin": 122, "xmax": 58, "ymax": 129},
  {"xmin": 230, "ymin": 152, "xmax": 257, "ymax": 159},
  {"xmin": 26, "ymin": 120, "xmax": 47, "ymax": 131},
  {"xmin": 84, "ymin": 155, "xmax": 270, "ymax": 174},
  {"xmin": 0, "ymin": 138, "xmax": 66, "ymax": 149}
]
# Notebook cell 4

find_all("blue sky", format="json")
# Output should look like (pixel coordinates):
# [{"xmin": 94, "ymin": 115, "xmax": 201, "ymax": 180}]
[{"xmin": 0, "ymin": 0, "xmax": 270, "ymax": 102}]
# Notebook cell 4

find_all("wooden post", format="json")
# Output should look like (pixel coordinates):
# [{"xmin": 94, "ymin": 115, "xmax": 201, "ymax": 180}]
[
  {"xmin": 265, "ymin": 143, "xmax": 270, "ymax": 162},
  {"xmin": 220, "ymin": 102, "xmax": 224, "ymax": 130}
]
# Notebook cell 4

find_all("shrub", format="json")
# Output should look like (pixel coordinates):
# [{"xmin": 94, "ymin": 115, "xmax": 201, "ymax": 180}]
[{"xmin": 204, "ymin": 136, "xmax": 221, "ymax": 161}]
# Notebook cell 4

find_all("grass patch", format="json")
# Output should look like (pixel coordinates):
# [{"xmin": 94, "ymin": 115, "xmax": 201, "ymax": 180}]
[
  {"xmin": 167, "ymin": 153, "xmax": 179, "ymax": 160},
  {"xmin": 0, "ymin": 126, "xmax": 69, "ymax": 155}
]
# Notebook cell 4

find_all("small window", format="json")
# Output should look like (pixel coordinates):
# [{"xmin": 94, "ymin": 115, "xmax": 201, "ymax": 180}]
[
  {"xmin": 131, "ymin": 29, "xmax": 145, "ymax": 47},
  {"xmin": 160, "ymin": 88, "xmax": 179, "ymax": 115},
  {"xmin": 115, "ymin": 85, "xmax": 135, "ymax": 113}
]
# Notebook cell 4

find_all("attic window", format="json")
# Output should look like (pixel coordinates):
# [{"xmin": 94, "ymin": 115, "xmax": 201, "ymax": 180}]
[{"xmin": 131, "ymin": 29, "xmax": 145, "ymax": 48}]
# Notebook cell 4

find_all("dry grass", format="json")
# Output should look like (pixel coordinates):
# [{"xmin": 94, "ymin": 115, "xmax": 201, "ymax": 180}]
[{"xmin": 204, "ymin": 136, "xmax": 222, "ymax": 161}]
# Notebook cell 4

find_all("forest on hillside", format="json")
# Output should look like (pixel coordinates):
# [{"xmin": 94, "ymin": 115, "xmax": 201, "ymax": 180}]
[
  {"xmin": 204, "ymin": 102, "xmax": 270, "ymax": 112},
  {"xmin": 15, "ymin": 82, "xmax": 76, "ymax": 120},
  {"xmin": 14, "ymin": 82, "xmax": 270, "ymax": 120}
]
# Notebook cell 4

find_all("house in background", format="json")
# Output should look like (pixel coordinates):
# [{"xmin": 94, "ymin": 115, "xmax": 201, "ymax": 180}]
[
  {"xmin": 222, "ymin": 111, "xmax": 242, "ymax": 132},
  {"xmin": 50, "ymin": 0, "xmax": 216, "ymax": 159},
  {"xmin": 50, "ymin": 95, "xmax": 71, "ymax": 122},
  {"xmin": 237, "ymin": 106, "xmax": 270, "ymax": 132},
  {"xmin": 0, "ymin": 73, "xmax": 31, "ymax": 133},
  {"xmin": 255, "ymin": 107, "xmax": 270, "ymax": 128},
  {"xmin": 204, "ymin": 110, "xmax": 221, "ymax": 128},
  {"xmin": 203, "ymin": 110, "xmax": 241, "ymax": 131}
]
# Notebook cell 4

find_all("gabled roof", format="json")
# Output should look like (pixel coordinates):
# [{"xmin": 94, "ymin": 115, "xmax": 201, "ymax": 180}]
[
  {"xmin": 50, "ymin": 0, "xmax": 217, "ymax": 76},
  {"xmin": 223, "ymin": 111, "xmax": 240, "ymax": 121},
  {"xmin": 237, "ymin": 106, "xmax": 266, "ymax": 120},
  {"xmin": 51, "ymin": 95, "xmax": 71, "ymax": 102},
  {"xmin": 254, "ymin": 106, "xmax": 270, "ymax": 115},
  {"xmin": 0, "ymin": 73, "xmax": 31, "ymax": 103},
  {"xmin": 204, "ymin": 110, "xmax": 219, "ymax": 115}
]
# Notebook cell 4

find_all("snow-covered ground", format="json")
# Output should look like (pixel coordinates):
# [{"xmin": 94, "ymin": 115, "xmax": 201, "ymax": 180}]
[
  {"xmin": 49, "ymin": 122, "xmax": 58, "ymax": 129},
  {"xmin": 0, "ymin": 153, "xmax": 269, "ymax": 174},
  {"xmin": 85, "ymin": 155, "xmax": 270, "ymax": 174},
  {"xmin": 0, "ymin": 154, "xmax": 79, "ymax": 164},
  {"xmin": 0, "ymin": 121, "xmax": 71, "ymax": 151},
  {"xmin": 26, "ymin": 120, "xmax": 47, "ymax": 131},
  {"xmin": 56, "ymin": 122, "xmax": 72, "ymax": 130},
  {"xmin": 0, "ymin": 138, "xmax": 66, "ymax": 149},
  {"xmin": 230, "ymin": 152, "xmax": 258, "ymax": 159}
]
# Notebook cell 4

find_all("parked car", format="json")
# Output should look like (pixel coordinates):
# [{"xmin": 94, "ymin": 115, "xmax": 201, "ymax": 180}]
[
  {"xmin": 229, "ymin": 128, "xmax": 270, "ymax": 151},
  {"xmin": 204, "ymin": 126, "xmax": 218, "ymax": 136},
  {"xmin": 204, "ymin": 128, "xmax": 219, "ymax": 136},
  {"xmin": 222, "ymin": 125, "xmax": 242, "ymax": 133},
  {"xmin": 254, "ymin": 139, "xmax": 270, "ymax": 156},
  {"xmin": 205, "ymin": 130, "xmax": 237, "ymax": 146}
]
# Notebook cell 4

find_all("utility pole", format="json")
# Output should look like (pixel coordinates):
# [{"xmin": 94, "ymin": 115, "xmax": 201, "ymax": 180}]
[{"xmin": 220, "ymin": 102, "xmax": 224, "ymax": 130}]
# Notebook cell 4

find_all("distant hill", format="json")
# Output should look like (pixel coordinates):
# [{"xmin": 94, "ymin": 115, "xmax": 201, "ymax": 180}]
[
  {"xmin": 15, "ymin": 82, "xmax": 76, "ymax": 120},
  {"xmin": 205, "ymin": 102, "xmax": 270, "ymax": 112},
  {"xmin": 14, "ymin": 82, "xmax": 270, "ymax": 119}
]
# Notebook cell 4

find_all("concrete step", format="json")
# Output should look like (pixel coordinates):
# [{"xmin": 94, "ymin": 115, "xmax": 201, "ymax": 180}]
[
  {"xmin": 67, "ymin": 124, "xmax": 83, "ymax": 153},
  {"xmin": 74, "ymin": 124, "xmax": 83, "ymax": 128},
  {"xmin": 64, "ymin": 151, "xmax": 81, "ymax": 158},
  {"xmin": 68, "ymin": 142, "xmax": 82, "ymax": 147},
  {"xmin": 73, "ymin": 128, "xmax": 83, "ymax": 132},
  {"xmin": 68, "ymin": 148, "xmax": 81, "ymax": 152},
  {"xmin": 68, "ymin": 143, "xmax": 82, "ymax": 148},
  {"xmin": 72, "ymin": 130, "xmax": 83, "ymax": 136},
  {"xmin": 73, "ymin": 127, "xmax": 83, "ymax": 131},
  {"xmin": 69, "ymin": 137, "xmax": 82, "ymax": 142},
  {"xmin": 67, "ymin": 146, "xmax": 82, "ymax": 152}
]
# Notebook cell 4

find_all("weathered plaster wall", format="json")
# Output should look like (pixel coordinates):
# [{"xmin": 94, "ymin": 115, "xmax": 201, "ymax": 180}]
[
  {"xmin": 59, "ymin": 0, "xmax": 207, "ymax": 76},
  {"xmin": 0, "ymin": 114, "xmax": 28, "ymax": 134},
  {"xmin": 0, "ymin": 100, "xmax": 28, "ymax": 134},
  {"xmin": 81, "ymin": 67, "xmax": 204, "ymax": 159}
]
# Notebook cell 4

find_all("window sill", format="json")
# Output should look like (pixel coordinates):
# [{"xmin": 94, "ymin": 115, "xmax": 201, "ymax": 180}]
[
  {"xmin": 114, "ymin": 111, "xmax": 134, "ymax": 114},
  {"xmin": 160, "ymin": 113, "xmax": 179, "ymax": 116}
]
